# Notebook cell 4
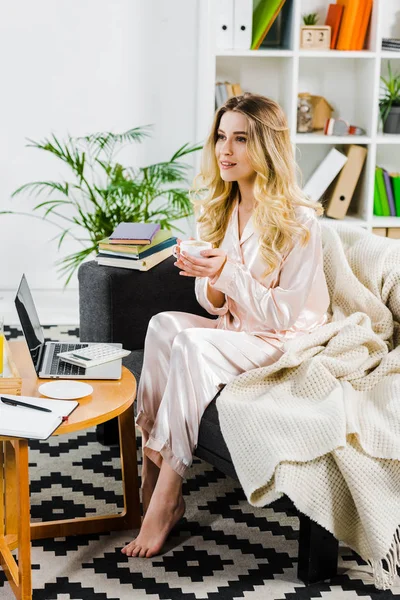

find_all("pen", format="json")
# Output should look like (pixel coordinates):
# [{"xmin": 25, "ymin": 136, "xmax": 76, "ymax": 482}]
[{"xmin": 0, "ymin": 397, "xmax": 52, "ymax": 413}]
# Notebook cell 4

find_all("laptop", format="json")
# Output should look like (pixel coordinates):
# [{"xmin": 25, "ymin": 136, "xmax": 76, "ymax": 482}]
[{"xmin": 15, "ymin": 274, "xmax": 122, "ymax": 380}]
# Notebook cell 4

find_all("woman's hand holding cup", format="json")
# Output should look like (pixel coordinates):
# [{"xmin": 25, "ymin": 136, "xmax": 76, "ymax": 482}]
[{"xmin": 173, "ymin": 238, "xmax": 227, "ymax": 280}]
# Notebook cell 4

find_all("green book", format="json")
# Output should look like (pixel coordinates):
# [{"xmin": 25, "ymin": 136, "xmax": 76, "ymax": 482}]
[
  {"xmin": 251, "ymin": 0, "xmax": 287, "ymax": 50},
  {"xmin": 373, "ymin": 172, "xmax": 383, "ymax": 216},
  {"xmin": 98, "ymin": 228, "xmax": 172, "ymax": 255},
  {"xmin": 390, "ymin": 173, "xmax": 400, "ymax": 217},
  {"xmin": 375, "ymin": 167, "xmax": 391, "ymax": 217}
]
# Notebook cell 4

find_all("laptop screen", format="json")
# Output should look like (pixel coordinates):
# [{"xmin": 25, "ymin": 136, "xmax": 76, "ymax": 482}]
[{"xmin": 15, "ymin": 274, "xmax": 45, "ymax": 372}]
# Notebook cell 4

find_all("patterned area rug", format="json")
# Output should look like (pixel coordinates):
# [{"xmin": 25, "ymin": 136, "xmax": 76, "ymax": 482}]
[{"xmin": 2, "ymin": 326, "xmax": 400, "ymax": 599}]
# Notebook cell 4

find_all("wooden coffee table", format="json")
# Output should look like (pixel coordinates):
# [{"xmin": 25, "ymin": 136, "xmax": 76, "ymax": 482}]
[{"xmin": 0, "ymin": 341, "xmax": 141, "ymax": 600}]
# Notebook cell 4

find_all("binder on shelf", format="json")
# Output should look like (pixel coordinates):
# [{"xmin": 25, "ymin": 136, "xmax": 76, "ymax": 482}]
[
  {"xmin": 251, "ymin": 0, "xmax": 286, "ymax": 50},
  {"xmin": 325, "ymin": 4, "xmax": 344, "ymax": 49},
  {"xmin": 390, "ymin": 173, "xmax": 400, "ymax": 216},
  {"xmin": 375, "ymin": 167, "xmax": 391, "ymax": 217},
  {"xmin": 302, "ymin": 148, "xmax": 347, "ymax": 202},
  {"xmin": 325, "ymin": 145, "xmax": 367, "ymax": 220},
  {"xmin": 216, "ymin": 0, "xmax": 234, "ymax": 50},
  {"xmin": 382, "ymin": 169, "xmax": 397, "ymax": 216},
  {"xmin": 233, "ymin": 0, "xmax": 253, "ymax": 50}
]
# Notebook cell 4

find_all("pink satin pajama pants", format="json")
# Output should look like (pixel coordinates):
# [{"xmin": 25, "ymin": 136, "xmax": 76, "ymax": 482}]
[{"xmin": 135, "ymin": 311, "xmax": 283, "ymax": 478}]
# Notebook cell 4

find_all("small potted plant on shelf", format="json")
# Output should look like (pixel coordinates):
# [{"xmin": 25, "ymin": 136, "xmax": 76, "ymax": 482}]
[
  {"xmin": 1, "ymin": 128, "xmax": 202, "ymax": 284},
  {"xmin": 379, "ymin": 61, "xmax": 400, "ymax": 134},
  {"xmin": 300, "ymin": 13, "xmax": 331, "ymax": 50}
]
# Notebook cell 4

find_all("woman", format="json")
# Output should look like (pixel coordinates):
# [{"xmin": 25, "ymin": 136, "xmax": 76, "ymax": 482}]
[{"xmin": 122, "ymin": 93, "xmax": 330, "ymax": 558}]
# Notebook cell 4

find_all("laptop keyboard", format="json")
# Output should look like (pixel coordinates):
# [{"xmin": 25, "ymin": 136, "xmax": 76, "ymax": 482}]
[{"xmin": 51, "ymin": 343, "xmax": 88, "ymax": 376}]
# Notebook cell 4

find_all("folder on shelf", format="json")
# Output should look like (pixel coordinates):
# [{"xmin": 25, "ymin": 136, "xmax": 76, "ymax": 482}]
[
  {"xmin": 216, "ymin": 0, "xmax": 234, "ymax": 50},
  {"xmin": 353, "ymin": 0, "xmax": 372, "ymax": 50},
  {"xmin": 375, "ymin": 167, "xmax": 391, "ymax": 217},
  {"xmin": 325, "ymin": 145, "xmax": 367, "ymax": 219},
  {"xmin": 382, "ymin": 169, "xmax": 397, "ymax": 216},
  {"xmin": 335, "ymin": 0, "xmax": 363, "ymax": 51},
  {"xmin": 233, "ymin": 0, "xmax": 253, "ymax": 50},
  {"xmin": 390, "ymin": 173, "xmax": 400, "ymax": 216},
  {"xmin": 251, "ymin": 0, "xmax": 286, "ymax": 50},
  {"xmin": 325, "ymin": 4, "xmax": 344, "ymax": 49},
  {"xmin": 303, "ymin": 148, "xmax": 347, "ymax": 202},
  {"xmin": 373, "ymin": 173, "xmax": 383, "ymax": 217}
]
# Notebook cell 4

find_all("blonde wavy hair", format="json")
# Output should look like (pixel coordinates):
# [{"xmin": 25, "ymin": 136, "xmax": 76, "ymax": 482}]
[{"xmin": 190, "ymin": 93, "xmax": 323, "ymax": 278}]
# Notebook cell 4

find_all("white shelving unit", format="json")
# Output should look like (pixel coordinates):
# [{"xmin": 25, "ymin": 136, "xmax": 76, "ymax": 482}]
[{"xmin": 196, "ymin": 0, "xmax": 400, "ymax": 232}]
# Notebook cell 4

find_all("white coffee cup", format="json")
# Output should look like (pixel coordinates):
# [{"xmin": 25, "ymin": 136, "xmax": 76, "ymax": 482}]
[{"xmin": 173, "ymin": 239, "xmax": 212, "ymax": 259}]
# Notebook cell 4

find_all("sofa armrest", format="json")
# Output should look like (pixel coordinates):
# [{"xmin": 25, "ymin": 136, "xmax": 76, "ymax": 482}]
[{"xmin": 78, "ymin": 258, "xmax": 213, "ymax": 350}]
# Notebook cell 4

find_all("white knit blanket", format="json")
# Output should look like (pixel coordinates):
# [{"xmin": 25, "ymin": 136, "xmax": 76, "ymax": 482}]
[{"xmin": 217, "ymin": 221, "xmax": 400, "ymax": 590}]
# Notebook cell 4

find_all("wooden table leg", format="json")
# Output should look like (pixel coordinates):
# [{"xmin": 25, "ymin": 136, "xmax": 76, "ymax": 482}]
[
  {"xmin": 31, "ymin": 406, "xmax": 141, "ymax": 539},
  {"xmin": 118, "ymin": 405, "xmax": 141, "ymax": 530},
  {"xmin": 0, "ymin": 439, "xmax": 32, "ymax": 600}
]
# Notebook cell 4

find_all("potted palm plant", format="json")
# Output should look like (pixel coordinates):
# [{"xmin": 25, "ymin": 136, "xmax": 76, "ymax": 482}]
[
  {"xmin": 379, "ymin": 61, "xmax": 400, "ymax": 134},
  {"xmin": 3, "ymin": 127, "xmax": 201, "ymax": 283}
]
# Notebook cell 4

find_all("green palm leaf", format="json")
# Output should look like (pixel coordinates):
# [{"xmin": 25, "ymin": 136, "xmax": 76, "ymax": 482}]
[{"xmin": 8, "ymin": 127, "xmax": 202, "ymax": 283}]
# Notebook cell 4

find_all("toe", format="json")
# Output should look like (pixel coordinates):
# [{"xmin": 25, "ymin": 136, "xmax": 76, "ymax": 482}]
[
  {"xmin": 139, "ymin": 547, "xmax": 147, "ymax": 558},
  {"xmin": 132, "ymin": 545, "xmax": 142, "ymax": 557},
  {"xmin": 122, "ymin": 541, "xmax": 137, "ymax": 556}
]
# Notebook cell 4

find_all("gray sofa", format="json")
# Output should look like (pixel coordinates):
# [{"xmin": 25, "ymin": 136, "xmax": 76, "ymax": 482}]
[{"xmin": 78, "ymin": 257, "xmax": 340, "ymax": 585}]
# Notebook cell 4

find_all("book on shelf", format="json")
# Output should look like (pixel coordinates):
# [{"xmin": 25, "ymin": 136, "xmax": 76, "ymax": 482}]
[
  {"xmin": 335, "ymin": 0, "xmax": 371, "ymax": 51},
  {"xmin": 98, "ymin": 236, "xmax": 177, "ymax": 260},
  {"xmin": 251, "ymin": 0, "xmax": 286, "ymax": 50},
  {"xmin": 96, "ymin": 245, "xmax": 175, "ymax": 271},
  {"xmin": 98, "ymin": 229, "xmax": 173, "ymax": 256},
  {"xmin": 303, "ymin": 148, "xmax": 348, "ymax": 202},
  {"xmin": 382, "ymin": 38, "xmax": 400, "ymax": 51},
  {"xmin": 0, "ymin": 395, "xmax": 78, "ymax": 440},
  {"xmin": 375, "ymin": 167, "xmax": 391, "ymax": 217},
  {"xmin": 325, "ymin": 145, "xmax": 367, "ymax": 219},
  {"xmin": 390, "ymin": 173, "xmax": 400, "ymax": 216},
  {"xmin": 353, "ymin": 0, "xmax": 372, "ymax": 51},
  {"xmin": 324, "ymin": 4, "xmax": 344, "ymax": 49},
  {"xmin": 109, "ymin": 222, "xmax": 161, "ymax": 245},
  {"xmin": 382, "ymin": 169, "xmax": 397, "ymax": 217},
  {"xmin": 373, "ymin": 174, "xmax": 383, "ymax": 217}
]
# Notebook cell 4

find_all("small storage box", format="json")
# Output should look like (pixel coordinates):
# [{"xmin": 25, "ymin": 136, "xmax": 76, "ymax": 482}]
[{"xmin": 1, "ymin": 339, "xmax": 22, "ymax": 396}]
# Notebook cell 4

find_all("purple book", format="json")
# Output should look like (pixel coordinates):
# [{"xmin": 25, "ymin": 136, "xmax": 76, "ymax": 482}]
[
  {"xmin": 109, "ymin": 222, "xmax": 161, "ymax": 245},
  {"xmin": 383, "ymin": 169, "xmax": 396, "ymax": 217}
]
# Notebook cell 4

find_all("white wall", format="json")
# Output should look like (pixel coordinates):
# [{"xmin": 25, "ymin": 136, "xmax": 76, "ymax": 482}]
[{"xmin": 0, "ymin": 0, "xmax": 199, "ymax": 306}]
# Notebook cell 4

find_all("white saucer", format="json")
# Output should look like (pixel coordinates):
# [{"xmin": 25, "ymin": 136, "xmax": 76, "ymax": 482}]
[{"xmin": 38, "ymin": 381, "xmax": 94, "ymax": 400}]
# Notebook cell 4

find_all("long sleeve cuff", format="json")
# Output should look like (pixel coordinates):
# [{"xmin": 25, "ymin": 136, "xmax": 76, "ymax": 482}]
[{"xmin": 195, "ymin": 276, "xmax": 229, "ymax": 316}]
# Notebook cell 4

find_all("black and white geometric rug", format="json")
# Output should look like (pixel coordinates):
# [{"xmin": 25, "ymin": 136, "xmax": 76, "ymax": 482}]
[{"xmin": 2, "ymin": 326, "xmax": 400, "ymax": 599}]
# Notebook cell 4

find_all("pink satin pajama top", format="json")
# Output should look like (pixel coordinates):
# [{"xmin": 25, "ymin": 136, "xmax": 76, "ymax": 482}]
[{"xmin": 194, "ymin": 200, "xmax": 330, "ymax": 349}]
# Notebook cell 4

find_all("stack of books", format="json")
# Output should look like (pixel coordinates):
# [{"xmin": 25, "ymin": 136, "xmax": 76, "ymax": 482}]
[
  {"xmin": 382, "ymin": 38, "xmax": 400, "ymax": 52},
  {"xmin": 96, "ymin": 223, "xmax": 176, "ymax": 271},
  {"xmin": 374, "ymin": 168, "xmax": 400, "ymax": 217}
]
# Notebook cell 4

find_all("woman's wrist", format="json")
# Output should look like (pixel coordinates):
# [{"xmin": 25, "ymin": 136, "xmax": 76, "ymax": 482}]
[{"xmin": 209, "ymin": 256, "xmax": 227, "ymax": 286}]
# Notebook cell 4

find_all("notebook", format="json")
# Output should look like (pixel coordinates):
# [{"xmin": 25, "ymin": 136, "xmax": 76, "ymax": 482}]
[
  {"xmin": 109, "ymin": 222, "xmax": 161, "ymax": 245},
  {"xmin": 0, "ymin": 394, "xmax": 78, "ymax": 440}
]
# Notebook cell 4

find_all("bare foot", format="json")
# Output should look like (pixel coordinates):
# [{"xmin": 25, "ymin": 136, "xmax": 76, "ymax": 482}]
[
  {"xmin": 121, "ymin": 494, "xmax": 185, "ymax": 558},
  {"xmin": 141, "ymin": 481, "xmax": 156, "ymax": 518}
]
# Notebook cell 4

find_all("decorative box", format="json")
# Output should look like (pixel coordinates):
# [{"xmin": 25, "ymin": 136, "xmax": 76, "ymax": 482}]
[
  {"xmin": 300, "ymin": 26, "xmax": 331, "ymax": 50},
  {"xmin": 0, "ymin": 339, "xmax": 22, "ymax": 396}
]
